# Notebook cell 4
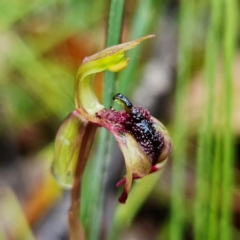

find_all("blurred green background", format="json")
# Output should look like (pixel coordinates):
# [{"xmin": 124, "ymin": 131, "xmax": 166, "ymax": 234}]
[{"xmin": 0, "ymin": 0, "xmax": 239, "ymax": 239}]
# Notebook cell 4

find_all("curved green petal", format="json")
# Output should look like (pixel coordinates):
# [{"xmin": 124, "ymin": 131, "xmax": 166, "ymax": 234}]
[
  {"xmin": 75, "ymin": 35, "xmax": 155, "ymax": 115},
  {"xmin": 114, "ymin": 133, "xmax": 152, "ymax": 203}
]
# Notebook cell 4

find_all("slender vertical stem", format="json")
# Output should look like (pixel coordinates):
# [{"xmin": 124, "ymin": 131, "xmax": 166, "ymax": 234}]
[
  {"xmin": 193, "ymin": 0, "xmax": 222, "ymax": 239},
  {"xmin": 80, "ymin": 1, "xmax": 125, "ymax": 240},
  {"xmin": 220, "ymin": 0, "xmax": 237, "ymax": 239},
  {"xmin": 207, "ymin": 132, "xmax": 222, "ymax": 240},
  {"xmin": 104, "ymin": 0, "xmax": 125, "ymax": 108},
  {"xmin": 70, "ymin": 123, "xmax": 97, "ymax": 240},
  {"xmin": 170, "ymin": 1, "xmax": 195, "ymax": 240}
]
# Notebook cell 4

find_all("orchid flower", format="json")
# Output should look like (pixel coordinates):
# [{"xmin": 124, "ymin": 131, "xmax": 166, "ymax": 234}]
[{"xmin": 52, "ymin": 35, "xmax": 172, "ymax": 204}]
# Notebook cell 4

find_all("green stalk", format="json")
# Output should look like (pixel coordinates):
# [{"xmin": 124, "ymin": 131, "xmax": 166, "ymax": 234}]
[
  {"xmin": 193, "ymin": 0, "xmax": 222, "ymax": 239},
  {"xmin": 169, "ymin": 1, "xmax": 195, "ymax": 240},
  {"xmin": 104, "ymin": 0, "xmax": 125, "ymax": 107},
  {"xmin": 220, "ymin": 0, "xmax": 237, "ymax": 239},
  {"xmin": 207, "ymin": 132, "xmax": 222, "ymax": 240},
  {"xmin": 81, "ymin": 1, "xmax": 125, "ymax": 240}
]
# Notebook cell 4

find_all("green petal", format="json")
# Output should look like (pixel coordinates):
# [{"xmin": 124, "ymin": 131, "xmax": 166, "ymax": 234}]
[
  {"xmin": 75, "ymin": 35, "xmax": 155, "ymax": 115},
  {"xmin": 52, "ymin": 110, "xmax": 88, "ymax": 188},
  {"xmin": 115, "ymin": 133, "xmax": 152, "ymax": 203},
  {"xmin": 83, "ymin": 35, "xmax": 155, "ymax": 63},
  {"xmin": 119, "ymin": 133, "xmax": 152, "ymax": 177}
]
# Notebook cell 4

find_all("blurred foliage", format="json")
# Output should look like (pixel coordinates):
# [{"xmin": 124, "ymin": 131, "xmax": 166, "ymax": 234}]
[
  {"xmin": 0, "ymin": 0, "xmax": 240, "ymax": 240},
  {"xmin": 0, "ymin": 186, "xmax": 35, "ymax": 240}
]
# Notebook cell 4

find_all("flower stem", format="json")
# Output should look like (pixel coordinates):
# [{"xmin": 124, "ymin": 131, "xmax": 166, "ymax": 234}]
[
  {"xmin": 104, "ymin": 0, "xmax": 125, "ymax": 109},
  {"xmin": 70, "ymin": 123, "xmax": 97, "ymax": 240}
]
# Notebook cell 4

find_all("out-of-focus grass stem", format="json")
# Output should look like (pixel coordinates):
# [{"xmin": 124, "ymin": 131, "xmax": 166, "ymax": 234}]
[
  {"xmin": 220, "ymin": 0, "xmax": 238, "ymax": 239},
  {"xmin": 169, "ymin": 1, "xmax": 195, "ymax": 240},
  {"xmin": 208, "ymin": 132, "xmax": 222, "ymax": 240},
  {"xmin": 193, "ymin": 0, "xmax": 222, "ymax": 239}
]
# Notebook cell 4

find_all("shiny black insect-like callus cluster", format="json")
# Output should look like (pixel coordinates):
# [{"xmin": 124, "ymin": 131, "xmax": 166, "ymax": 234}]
[
  {"xmin": 122, "ymin": 107, "xmax": 164, "ymax": 165},
  {"xmin": 97, "ymin": 94, "xmax": 164, "ymax": 165}
]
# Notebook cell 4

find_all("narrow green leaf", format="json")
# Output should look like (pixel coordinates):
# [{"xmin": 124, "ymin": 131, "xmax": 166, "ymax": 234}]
[
  {"xmin": 194, "ymin": 0, "xmax": 222, "ymax": 239},
  {"xmin": 81, "ymin": 1, "xmax": 125, "ymax": 239},
  {"xmin": 220, "ymin": 0, "xmax": 238, "ymax": 239},
  {"xmin": 52, "ymin": 110, "xmax": 88, "ymax": 187}
]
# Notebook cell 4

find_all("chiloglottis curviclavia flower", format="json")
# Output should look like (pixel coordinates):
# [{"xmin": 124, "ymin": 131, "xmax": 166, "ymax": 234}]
[{"xmin": 51, "ymin": 34, "xmax": 172, "ymax": 204}]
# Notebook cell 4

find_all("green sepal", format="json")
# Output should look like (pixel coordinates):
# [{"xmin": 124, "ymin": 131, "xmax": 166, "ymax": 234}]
[{"xmin": 52, "ymin": 110, "xmax": 88, "ymax": 188}]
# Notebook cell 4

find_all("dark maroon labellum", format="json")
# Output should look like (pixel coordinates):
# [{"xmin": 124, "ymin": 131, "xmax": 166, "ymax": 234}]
[
  {"xmin": 97, "ymin": 94, "xmax": 164, "ymax": 165},
  {"xmin": 120, "ymin": 106, "xmax": 164, "ymax": 165}
]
